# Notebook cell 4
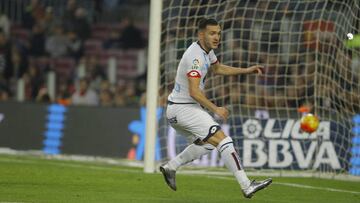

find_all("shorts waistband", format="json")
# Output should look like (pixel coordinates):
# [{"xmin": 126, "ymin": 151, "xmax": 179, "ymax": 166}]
[{"xmin": 167, "ymin": 100, "xmax": 197, "ymax": 105}]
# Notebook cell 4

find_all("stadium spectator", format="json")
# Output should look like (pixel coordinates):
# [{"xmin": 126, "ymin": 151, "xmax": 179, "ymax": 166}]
[
  {"xmin": 120, "ymin": 18, "xmax": 145, "ymax": 49},
  {"xmin": 114, "ymin": 81, "xmax": 126, "ymax": 107},
  {"xmin": 71, "ymin": 78, "xmax": 99, "ymax": 106},
  {"xmin": 23, "ymin": 63, "xmax": 44, "ymax": 101},
  {"xmin": 22, "ymin": 0, "xmax": 45, "ymax": 30},
  {"xmin": 103, "ymin": 0, "xmax": 122, "ymax": 9},
  {"xmin": 304, "ymin": 53, "xmax": 316, "ymax": 83},
  {"xmin": 0, "ymin": 30, "xmax": 12, "ymax": 82},
  {"xmin": 267, "ymin": 89, "xmax": 286, "ymax": 108},
  {"xmin": 29, "ymin": 23, "xmax": 46, "ymax": 57},
  {"xmin": 123, "ymin": 81, "xmax": 139, "ymax": 106},
  {"xmin": 286, "ymin": 67, "xmax": 306, "ymax": 107},
  {"xmin": 0, "ymin": 0, "xmax": 150, "ymax": 105},
  {"xmin": 0, "ymin": 75, "xmax": 10, "ymax": 101},
  {"xmin": 244, "ymin": 86, "xmax": 258, "ymax": 107},
  {"xmin": 231, "ymin": 43, "xmax": 247, "ymax": 68},
  {"xmin": 35, "ymin": 87, "xmax": 52, "ymax": 103},
  {"xmin": 63, "ymin": 4, "xmax": 91, "ymax": 41},
  {"xmin": 99, "ymin": 79, "xmax": 112, "ymax": 92},
  {"xmin": 229, "ymin": 83, "xmax": 242, "ymax": 105},
  {"xmin": 0, "ymin": 12, "xmax": 10, "ymax": 38},
  {"xmin": 67, "ymin": 31, "xmax": 83, "ymax": 61},
  {"xmin": 63, "ymin": 0, "xmax": 78, "ymax": 31},
  {"xmin": 71, "ymin": 8, "xmax": 91, "ymax": 41},
  {"xmin": 214, "ymin": 79, "xmax": 230, "ymax": 106},
  {"xmin": 45, "ymin": 26, "xmax": 69, "ymax": 58},
  {"xmin": 99, "ymin": 89, "xmax": 114, "ymax": 107},
  {"xmin": 56, "ymin": 79, "xmax": 73, "ymax": 106},
  {"xmin": 103, "ymin": 30, "xmax": 121, "ymax": 49},
  {"xmin": 0, "ymin": 89, "xmax": 9, "ymax": 101},
  {"xmin": 41, "ymin": 7, "xmax": 60, "ymax": 35},
  {"xmin": 74, "ymin": 56, "xmax": 87, "ymax": 80},
  {"xmin": 9, "ymin": 45, "xmax": 28, "ymax": 80},
  {"xmin": 222, "ymin": 1, "xmax": 238, "ymax": 30},
  {"xmin": 256, "ymin": 54, "xmax": 279, "ymax": 107},
  {"xmin": 114, "ymin": 94, "xmax": 125, "ymax": 106},
  {"xmin": 85, "ymin": 56, "xmax": 106, "ymax": 90},
  {"xmin": 279, "ymin": 2, "xmax": 297, "ymax": 64}
]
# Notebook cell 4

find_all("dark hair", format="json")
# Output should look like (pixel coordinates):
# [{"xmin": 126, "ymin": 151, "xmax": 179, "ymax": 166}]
[{"xmin": 198, "ymin": 18, "xmax": 219, "ymax": 31}]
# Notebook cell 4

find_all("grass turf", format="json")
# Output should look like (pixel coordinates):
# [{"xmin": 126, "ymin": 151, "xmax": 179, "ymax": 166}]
[{"xmin": 0, "ymin": 154, "xmax": 359, "ymax": 203}]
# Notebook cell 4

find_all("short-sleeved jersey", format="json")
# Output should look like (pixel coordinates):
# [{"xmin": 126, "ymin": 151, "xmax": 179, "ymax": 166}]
[{"xmin": 168, "ymin": 42, "xmax": 218, "ymax": 103}]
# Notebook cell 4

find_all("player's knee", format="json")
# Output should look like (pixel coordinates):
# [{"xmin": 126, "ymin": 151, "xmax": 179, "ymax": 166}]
[
  {"xmin": 203, "ymin": 126, "xmax": 231, "ymax": 147},
  {"xmin": 216, "ymin": 136, "xmax": 233, "ymax": 152},
  {"xmin": 203, "ymin": 143, "xmax": 215, "ymax": 150},
  {"xmin": 203, "ymin": 125, "xmax": 221, "ymax": 142},
  {"xmin": 193, "ymin": 139, "xmax": 215, "ymax": 150}
]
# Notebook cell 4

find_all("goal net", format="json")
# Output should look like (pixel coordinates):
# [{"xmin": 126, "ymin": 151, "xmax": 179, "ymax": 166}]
[{"xmin": 157, "ymin": 0, "xmax": 360, "ymax": 177}]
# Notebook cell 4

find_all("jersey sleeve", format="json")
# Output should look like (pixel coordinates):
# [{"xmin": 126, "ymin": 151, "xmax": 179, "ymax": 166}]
[
  {"xmin": 209, "ymin": 50, "xmax": 218, "ymax": 65},
  {"xmin": 186, "ymin": 56, "xmax": 203, "ymax": 78}
]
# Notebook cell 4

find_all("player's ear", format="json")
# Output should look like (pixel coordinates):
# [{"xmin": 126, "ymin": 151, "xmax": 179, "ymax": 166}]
[{"xmin": 198, "ymin": 30, "xmax": 204, "ymax": 39}]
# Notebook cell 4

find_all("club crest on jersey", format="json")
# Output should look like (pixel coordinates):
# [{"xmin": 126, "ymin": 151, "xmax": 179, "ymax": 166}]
[
  {"xmin": 187, "ymin": 70, "xmax": 201, "ymax": 78},
  {"xmin": 191, "ymin": 59, "xmax": 201, "ymax": 70}
]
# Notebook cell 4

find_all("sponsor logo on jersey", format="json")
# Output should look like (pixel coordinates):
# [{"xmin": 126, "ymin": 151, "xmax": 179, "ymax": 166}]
[
  {"xmin": 191, "ymin": 59, "xmax": 201, "ymax": 69},
  {"xmin": 187, "ymin": 70, "xmax": 201, "ymax": 78},
  {"xmin": 193, "ymin": 59, "xmax": 200, "ymax": 66}
]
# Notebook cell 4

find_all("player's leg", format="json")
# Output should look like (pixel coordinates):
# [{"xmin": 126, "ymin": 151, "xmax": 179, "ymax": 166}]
[
  {"xmin": 165, "ymin": 104, "xmax": 216, "ymax": 170},
  {"xmin": 206, "ymin": 130, "xmax": 251, "ymax": 190},
  {"xmin": 160, "ymin": 136, "xmax": 215, "ymax": 191},
  {"xmin": 161, "ymin": 104, "xmax": 216, "ymax": 191},
  {"xmin": 166, "ymin": 141, "xmax": 214, "ymax": 171},
  {"xmin": 206, "ymin": 130, "xmax": 272, "ymax": 198}
]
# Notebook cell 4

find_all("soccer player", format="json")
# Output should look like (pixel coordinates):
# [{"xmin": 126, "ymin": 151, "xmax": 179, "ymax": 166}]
[{"xmin": 160, "ymin": 18, "xmax": 272, "ymax": 198}]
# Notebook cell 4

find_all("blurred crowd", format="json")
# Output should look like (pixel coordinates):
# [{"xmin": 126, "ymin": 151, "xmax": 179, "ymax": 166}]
[
  {"xmin": 161, "ymin": 0, "xmax": 360, "ymax": 113},
  {"xmin": 0, "ymin": 0, "xmax": 147, "ymax": 107},
  {"xmin": 0, "ymin": 0, "xmax": 359, "ymax": 113}
]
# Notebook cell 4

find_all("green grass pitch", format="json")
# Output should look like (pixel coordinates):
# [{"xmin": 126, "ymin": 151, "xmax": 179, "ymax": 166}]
[{"xmin": 0, "ymin": 154, "xmax": 359, "ymax": 203}]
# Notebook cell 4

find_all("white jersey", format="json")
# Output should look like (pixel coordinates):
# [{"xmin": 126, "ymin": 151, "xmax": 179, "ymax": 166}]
[{"xmin": 168, "ymin": 42, "xmax": 218, "ymax": 103}]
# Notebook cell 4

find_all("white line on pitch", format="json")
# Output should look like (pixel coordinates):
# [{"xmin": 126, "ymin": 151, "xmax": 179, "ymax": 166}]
[
  {"xmin": 210, "ymin": 176, "xmax": 360, "ymax": 195},
  {"xmin": 274, "ymin": 182, "xmax": 360, "ymax": 195}
]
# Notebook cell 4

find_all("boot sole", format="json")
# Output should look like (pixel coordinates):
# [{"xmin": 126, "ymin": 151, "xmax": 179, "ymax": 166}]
[
  {"xmin": 159, "ymin": 166, "xmax": 177, "ymax": 191},
  {"xmin": 244, "ymin": 178, "xmax": 272, "ymax": 198}
]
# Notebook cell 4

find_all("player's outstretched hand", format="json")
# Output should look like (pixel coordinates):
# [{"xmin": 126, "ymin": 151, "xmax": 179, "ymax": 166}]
[
  {"xmin": 215, "ymin": 107, "xmax": 229, "ymax": 121},
  {"xmin": 248, "ymin": 65, "xmax": 264, "ymax": 74}
]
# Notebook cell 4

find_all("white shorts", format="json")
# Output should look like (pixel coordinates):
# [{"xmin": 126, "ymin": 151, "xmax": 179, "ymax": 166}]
[{"xmin": 166, "ymin": 103, "xmax": 220, "ymax": 143}]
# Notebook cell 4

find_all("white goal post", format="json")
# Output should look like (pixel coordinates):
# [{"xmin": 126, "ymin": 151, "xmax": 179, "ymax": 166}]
[{"xmin": 144, "ymin": 0, "xmax": 163, "ymax": 173}]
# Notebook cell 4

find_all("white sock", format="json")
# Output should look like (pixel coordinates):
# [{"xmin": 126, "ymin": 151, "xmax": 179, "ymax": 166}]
[
  {"xmin": 217, "ymin": 136, "xmax": 251, "ymax": 189},
  {"xmin": 167, "ymin": 143, "xmax": 214, "ymax": 170}
]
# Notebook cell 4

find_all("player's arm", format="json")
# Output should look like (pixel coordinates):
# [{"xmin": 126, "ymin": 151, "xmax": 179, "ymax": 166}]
[
  {"xmin": 211, "ymin": 62, "xmax": 263, "ymax": 75},
  {"xmin": 188, "ymin": 76, "xmax": 228, "ymax": 120}
]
